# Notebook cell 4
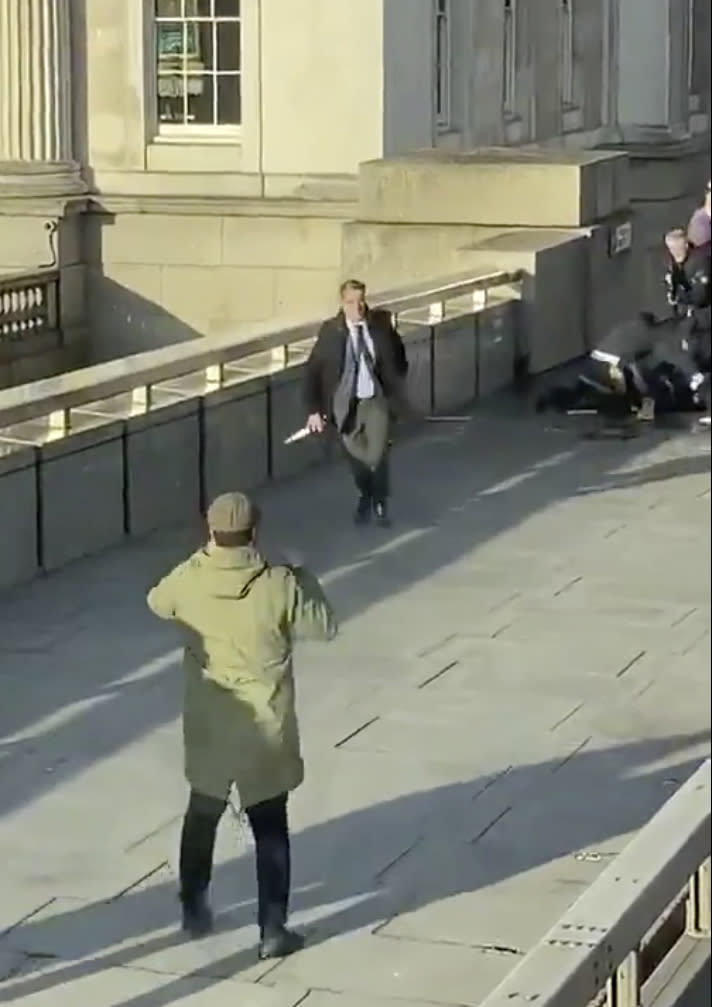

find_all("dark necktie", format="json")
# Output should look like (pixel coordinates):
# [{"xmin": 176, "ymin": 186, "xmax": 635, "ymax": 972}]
[
  {"xmin": 356, "ymin": 324, "xmax": 375, "ymax": 370},
  {"xmin": 355, "ymin": 323, "xmax": 367, "ymax": 359}
]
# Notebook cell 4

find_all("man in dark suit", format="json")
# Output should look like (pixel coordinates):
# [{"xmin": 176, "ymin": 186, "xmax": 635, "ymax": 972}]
[{"xmin": 303, "ymin": 279, "xmax": 408, "ymax": 526}]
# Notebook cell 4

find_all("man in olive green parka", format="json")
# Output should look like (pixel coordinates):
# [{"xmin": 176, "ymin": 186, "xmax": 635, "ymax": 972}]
[{"xmin": 147, "ymin": 491, "xmax": 337, "ymax": 960}]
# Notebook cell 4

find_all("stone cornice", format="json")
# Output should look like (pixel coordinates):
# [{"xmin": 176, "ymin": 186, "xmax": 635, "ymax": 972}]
[{"xmin": 0, "ymin": 161, "xmax": 88, "ymax": 199}]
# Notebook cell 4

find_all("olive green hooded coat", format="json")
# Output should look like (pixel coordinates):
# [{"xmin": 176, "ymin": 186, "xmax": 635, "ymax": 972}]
[{"xmin": 146, "ymin": 544, "xmax": 338, "ymax": 808}]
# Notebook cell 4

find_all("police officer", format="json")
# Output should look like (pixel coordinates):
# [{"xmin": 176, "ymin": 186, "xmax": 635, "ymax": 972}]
[
  {"xmin": 664, "ymin": 227, "xmax": 711, "ymax": 419},
  {"xmin": 147, "ymin": 491, "xmax": 338, "ymax": 959},
  {"xmin": 537, "ymin": 229, "xmax": 711, "ymax": 421}
]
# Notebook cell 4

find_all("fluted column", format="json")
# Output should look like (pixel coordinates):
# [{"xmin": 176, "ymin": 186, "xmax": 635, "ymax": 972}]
[{"xmin": 0, "ymin": 0, "xmax": 85, "ymax": 195}]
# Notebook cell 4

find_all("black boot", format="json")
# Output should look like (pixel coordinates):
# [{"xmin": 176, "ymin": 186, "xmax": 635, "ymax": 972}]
[
  {"xmin": 354, "ymin": 495, "xmax": 372, "ymax": 525},
  {"xmin": 180, "ymin": 891, "xmax": 214, "ymax": 939},
  {"xmin": 258, "ymin": 926, "xmax": 305, "ymax": 960}
]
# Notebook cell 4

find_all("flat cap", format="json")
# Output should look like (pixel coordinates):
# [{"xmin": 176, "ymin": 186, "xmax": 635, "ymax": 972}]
[{"xmin": 207, "ymin": 492, "xmax": 257, "ymax": 534}]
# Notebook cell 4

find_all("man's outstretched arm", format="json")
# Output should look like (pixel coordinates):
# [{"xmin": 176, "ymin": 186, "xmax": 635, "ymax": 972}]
[{"xmin": 287, "ymin": 565, "xmax": 338, "ymax": 642}]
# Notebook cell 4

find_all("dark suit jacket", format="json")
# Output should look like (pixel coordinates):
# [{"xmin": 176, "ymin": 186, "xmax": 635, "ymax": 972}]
[
  {"xmin": 303, "ymin": 307, "xmax": 408, "ymax": 418},
  {"xmin": 665, "ymin": 243, "xmax": 711, "ymax": 311}
]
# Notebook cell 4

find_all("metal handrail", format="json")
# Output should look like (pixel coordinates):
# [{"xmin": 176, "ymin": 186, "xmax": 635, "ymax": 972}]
[
  {"xmin": 0, "ymin": 268, "xmax": 521, "ymax": 430},
  {"xmin": 480, "ymin": 758, "xmax": 711, "ymax": 1007}
]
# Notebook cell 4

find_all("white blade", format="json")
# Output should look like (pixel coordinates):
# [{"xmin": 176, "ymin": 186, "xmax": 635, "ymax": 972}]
[{"xmin": 283, "ymin": 426, "xmax": 313, "ymax": 444}]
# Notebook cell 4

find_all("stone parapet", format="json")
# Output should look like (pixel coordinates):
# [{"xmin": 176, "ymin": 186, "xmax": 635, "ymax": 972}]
[{"xmin": 357, "ymin": 148, "xmax": 631, "ymax": 228}]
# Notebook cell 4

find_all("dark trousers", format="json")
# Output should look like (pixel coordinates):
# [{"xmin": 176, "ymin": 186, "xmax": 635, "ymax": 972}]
[
  {"xmin": 346, "ymin": 447, "xmax": 390, "ymax": 502},
  {"xmin": 342, "ymin": 396, "xmax": 391, "ymax": 502},
  {"xmin": 179, "ymin": 789, "xmax": 290, "ymax": 937}
]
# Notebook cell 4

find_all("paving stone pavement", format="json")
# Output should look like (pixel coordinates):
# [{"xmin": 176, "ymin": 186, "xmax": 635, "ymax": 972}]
[{"xmin": 0, "ymin": 401, "xmax": 710, "ymax": 1007}]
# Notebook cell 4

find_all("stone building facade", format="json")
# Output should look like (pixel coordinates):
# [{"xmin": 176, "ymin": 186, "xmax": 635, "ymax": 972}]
[{"xmin": 0, "ymin": 0, "xmax": 709, "ymax": 366}]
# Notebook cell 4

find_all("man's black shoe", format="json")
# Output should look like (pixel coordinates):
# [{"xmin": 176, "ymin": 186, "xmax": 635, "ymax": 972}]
[
  {"xmin": 258, "ymin": 927, "xmax": 305, "ymax": 960},
  {"xmin": 181, "ymin": 894, "xmax": 214, "ymax": 939},
  {"xmin": 373, "ymin": 501, "xmax": 391, "ymax": 528},
  {"xmin": 354, "ymin": 496, "xmax": 371, "ymax": 525}
]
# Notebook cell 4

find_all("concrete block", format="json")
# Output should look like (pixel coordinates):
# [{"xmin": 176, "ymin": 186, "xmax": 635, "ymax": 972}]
[
  {"xmin": 160, "ymin": 265, "xmax": 276, "ymax": 332},
  {"xmin": 203, "ymin": 378, "xmax": 269, "ymax": 502},
  {"xmin": 57, "ymin": 211, "xmax": 84, "ymax": 268},
  {"xmin": 94, "ymin": 262, "xmax": 163, "ymax": 301},
  {"xmin": 221, "ymin": 215, "xmax": 344, "ymax": 269},
  {"xmin": 458, "ymin": 230, "xmax": 590, "ymax": 374},
  {"xmin": 0, "ymin": 445, "xmax": 38, "ymax": 590},
  {"xmin": 126, "ymin": 401, "xmax": 201, "ymax": 536},
  {"xmin": 477, "ymin": 304, "xmax": 515, "ymax": 397},
  {"xmin": 39, "ymin": 423, "xmax": 125, "ymax": 571},
  {"xmin": 273, "ymin": 267, "xmax": 339, "ymax": 318},
  {"xmin": 0, "ymin": 215, "xmax": 58, "ymax": 271},
  {"xmin": 358, "ymin": 149, "xmax": 630, "ymax": 228},
  {"xmin": 341, "ymin": 219, "xmax": 484, "ymax": 291},
  {"xmin": 432, "ymin": 315, "xmax": 477, "ymax": 413},
  {"xmin": 86, "ymin": 266, "xmax": 203, "ymax": 360},
  {"xmin": 525, "ymin": 237, "xmax": 588, "ymax": 372},
  {"xmin": 99, "ymin": 213, "xmax": 222, "ymax": 266},
  {"xmin": 587, "ymin": 222, "xmax": 638, "ymax": 352},
  {"xmin": 401, "ymin": 323, "xmax": 433, "ymax": 416},
  {"xmin": 59, "ymin": 263, "xmax": 87, "ymax": 329},
  {"xmin": 269, "ymin": 365, "xmax": 329, "ymax": 480}
]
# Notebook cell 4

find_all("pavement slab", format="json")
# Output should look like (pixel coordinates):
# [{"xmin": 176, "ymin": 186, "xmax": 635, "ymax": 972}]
[{"xmin": 0, "ymin": 403, "xmax": 710, "ymax": 1006}]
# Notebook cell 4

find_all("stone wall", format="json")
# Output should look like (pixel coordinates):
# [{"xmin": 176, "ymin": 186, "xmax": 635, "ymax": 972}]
[{"xmin": 82, "ymin": 200, "xmax": 351, "ymax": 361}]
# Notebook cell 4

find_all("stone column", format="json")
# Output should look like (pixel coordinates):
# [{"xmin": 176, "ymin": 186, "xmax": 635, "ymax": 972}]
[{"xmin": 0, "ymin": 0, "xmax": 85, "ymax": 194}]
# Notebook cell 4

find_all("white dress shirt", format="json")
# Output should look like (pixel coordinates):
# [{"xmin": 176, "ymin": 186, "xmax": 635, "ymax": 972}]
[{"xmin": 346, "ymin": 319, "xmax": 376, "ymax": 399}]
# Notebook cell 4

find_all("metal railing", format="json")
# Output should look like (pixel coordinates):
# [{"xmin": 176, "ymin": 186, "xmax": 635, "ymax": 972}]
[
  {"xmin": 0, "ymin": 268, "xmax": 60, "ymax": 360},
  {"xmin": 0, "ymin": 267, "xmax": 521, "ymax": 438},
  {"xmin": 480, "ymin": 758, "xmax": 711, "ymax": 1007}
]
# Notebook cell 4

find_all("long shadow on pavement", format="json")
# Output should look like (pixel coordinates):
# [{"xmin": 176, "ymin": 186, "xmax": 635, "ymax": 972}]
[
  {"xmin": 0, "ymin": 403, "xmax": 708, "ymax": 823},
  {"xmin": 0, "ymin": 731, "xmax": 709, "ymax": 1005}
]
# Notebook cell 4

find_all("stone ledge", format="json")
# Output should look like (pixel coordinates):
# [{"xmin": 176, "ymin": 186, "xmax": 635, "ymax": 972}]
[
  {"xmin": 91, "ymin": 169, "xmax": 359, "ymax": 205},
  {"xmin": 599, "ymin": 129, "xmax": 711, "ymax": 160},
  {"xmin": 357, "ymin": 148, "xmax": 630, "ymax": 228},
  {"xmin": 0, "ymin": 160, "xmax": 88, "ymax": 198},
  {"xmin": 0, "ymin": 194, "xmax": 89, "ymax": 217},
  {"xmin": 87, "ymin": 194, "xmax": 357, "ymax": 219}
]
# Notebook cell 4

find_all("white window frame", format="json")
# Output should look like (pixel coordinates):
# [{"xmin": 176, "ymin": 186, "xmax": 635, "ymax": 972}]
[
  {"xmin": 434, "ymin": 0, "xmax": 452, "ymax": 131},
  {"xmin": 560, "ymin": 0, "xmax": 575, "ymax": 108},
  {"xmin": 503, "ymin": 0, "xmax": 517, "ymax": 118},
  {"xmin": 153, "ymin": 0, "xmax": 242, "ymax": 139}
]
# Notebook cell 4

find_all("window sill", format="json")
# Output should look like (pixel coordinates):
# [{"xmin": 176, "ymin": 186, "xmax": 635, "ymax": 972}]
[
  {"xmin": 153, "ymin": 128, "xmax": 242, "ymax": 146},
  {"xmin": 146, "ymin": 138, "xmax": 244, "ymax": 173}
]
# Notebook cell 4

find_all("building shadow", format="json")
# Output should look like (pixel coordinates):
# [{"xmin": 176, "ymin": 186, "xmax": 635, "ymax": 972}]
[
  {"xmin": 0, "ymin": 405, "xmax": 709, "ymax": 824},
  {"xmin": 0, "ymin": 732, "xmax": 708, "ymax": 1004},
  {"xmin": 82, "ymin": 209, "xmax": 210, "ymax": 363},
  {"xmin": 573, "ymin": 450, "xmax": 711, "ymax": 494}
]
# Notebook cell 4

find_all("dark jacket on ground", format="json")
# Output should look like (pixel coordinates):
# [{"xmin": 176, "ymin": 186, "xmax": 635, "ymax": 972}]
[
  {"xmin": 303, "ymin": 307, "xmax": 408, "ymax": 419},
  {"xmin": 665, "ymin": 241, "xmax": 711, "ymax": 316}
]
